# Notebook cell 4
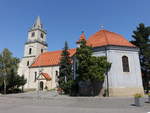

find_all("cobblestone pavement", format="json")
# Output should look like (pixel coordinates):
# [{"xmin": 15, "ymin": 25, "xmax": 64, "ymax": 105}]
[{"xmin": 0, "ymin": 91, "xmax": 149, "ymax": 113}]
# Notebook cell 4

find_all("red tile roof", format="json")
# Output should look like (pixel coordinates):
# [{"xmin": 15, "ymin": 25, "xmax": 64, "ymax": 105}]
[
  {"xmin": 31, "ymin": 30, "xmax": 135, "ymax": 67},
  {"xmin": 41, "ymin": 73, "xmax": 51, "ymax": 80},
  {"xmin": 31, "ymin": 48, "xmax": 76, "ymax": 67},
  {"xmin": 87, "ymin": 30, "xmax": 135, "ymax": 47}
]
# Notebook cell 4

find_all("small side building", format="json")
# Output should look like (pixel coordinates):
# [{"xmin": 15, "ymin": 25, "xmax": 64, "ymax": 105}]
[{"xmin": 86, "ymin": 30, "xmax": 144, "ymax": 96}]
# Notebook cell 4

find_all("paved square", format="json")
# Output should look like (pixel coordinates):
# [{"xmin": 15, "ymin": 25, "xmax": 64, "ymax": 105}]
[{"xmin": 0, "ymin": 92, "xmax": 149, "ymax": 113}]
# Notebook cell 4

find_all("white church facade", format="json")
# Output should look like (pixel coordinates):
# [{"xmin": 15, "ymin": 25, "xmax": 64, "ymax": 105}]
[{"xmin": 18, "ymin": 17, "xmax": 144, "ymax": 96}]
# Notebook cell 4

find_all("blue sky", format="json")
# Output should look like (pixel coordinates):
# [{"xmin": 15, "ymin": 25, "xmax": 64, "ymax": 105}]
[{"xmin": 0, "ymin": 0, "xmax": 150, "ymax": 58}]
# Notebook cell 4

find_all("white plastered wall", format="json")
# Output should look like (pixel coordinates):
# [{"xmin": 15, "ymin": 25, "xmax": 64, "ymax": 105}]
[
  {"xmin": 92, "ymin": 48, "xmax": 144, "ymax": 96},
  {"xmin": 107, "ymin": 50, "xmax": 143, "ymax": 89},
  {"xmin": 26, "ymin": 66, "xmax": 59, "ymax": 90}
]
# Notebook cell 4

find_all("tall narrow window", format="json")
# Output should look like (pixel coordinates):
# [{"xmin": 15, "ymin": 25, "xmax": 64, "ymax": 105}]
[
  {"xmin": 41, "ymin": 49, "xmax": 43, "ymax": 53},
  {"xmin": 41, "ymin": 33, "xmax": 44, "ymax": 38},
  {"xmin": 27, "ymin": 61, "xmax": 29, "ymax": 66},
  {"xmin": 55, "ymin": 70, "xmax": 59, "ymax": 83},
  {"xmin": 56, "ymin": 71, "xmax": 58, "ymax": 76},
  {"xmin": 29, "ymin": 48, "xmax": 32, "ymax": 54},
  {"xmin": 122, "ymin": 56, "xmax": 130, "ymax": 72},
  {"xmin": 34, "ymin": 72, "xmax": 37, "ymax": 82},
  {"xmin": 31, "ymin": 32, "xmax": 35, "ymax": 37}
]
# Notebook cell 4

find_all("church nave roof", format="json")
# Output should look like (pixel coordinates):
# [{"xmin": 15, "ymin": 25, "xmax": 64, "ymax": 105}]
[{"xmin": 31, "ymin": 48, "xmax": 76, "ymax": 67}]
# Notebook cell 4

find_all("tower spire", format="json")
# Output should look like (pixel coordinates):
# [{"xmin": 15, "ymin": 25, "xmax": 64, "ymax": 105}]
[{"xmin": 33, "ymin": 16, "xmax": 42, "ymax": 29}]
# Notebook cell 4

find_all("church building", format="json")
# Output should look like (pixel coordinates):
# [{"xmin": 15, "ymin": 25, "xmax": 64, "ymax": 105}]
[{"xmin": 18, "ymin": 17, "xmax": 144, "ymax": 96}]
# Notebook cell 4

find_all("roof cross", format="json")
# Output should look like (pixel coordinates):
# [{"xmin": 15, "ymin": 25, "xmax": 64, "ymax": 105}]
[{"xmin": 100, "ymin": 25, "xmax": 104, "ymax": 29}]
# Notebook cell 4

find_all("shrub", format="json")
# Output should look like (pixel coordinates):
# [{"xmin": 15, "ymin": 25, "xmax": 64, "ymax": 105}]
[{"xmin": 134, "ymin": 93, "xmax": 142, "ymax": 98}]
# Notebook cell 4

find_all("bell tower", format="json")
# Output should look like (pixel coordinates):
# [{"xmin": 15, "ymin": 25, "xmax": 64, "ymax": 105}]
[
  {"xmin": 18, "ymin": 16, "xmax": 48, "ymax": 89},
  {"xmin": 24, "ymin": 16, "xmax": 48, "ymax": 58}
]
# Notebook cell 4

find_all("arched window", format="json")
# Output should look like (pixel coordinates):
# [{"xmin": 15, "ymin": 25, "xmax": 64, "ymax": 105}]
[
  {"xmin": 122, "ymin": 56, "xmax": 130, "ymax": 72},
  {"xmin": 41, "ymin": 49, "xmax": 43, "ymax": 53},
  {"xmin": 56, "ymin": 70, "xmax": 58, "ymax": 76},
  {"xmin": 27, "ymin": 61, "xmax": 29, "ymax": 66},
  {"xmin": 29, "ymin": 48, "xmax": 32, "ymax": 54},
  {"xmin": 41, "ymin": 33, "xmax": 44, "ymax": 38},
  {"xmin": 55, "ymin": 70, "xmax": 59, "ymax": 83},
  {"xmin": 40, "ymin": 81, "xmax": 44, "ymax": 90},
  {"xmin": 31, "ymin": 32, "xmax": 35, "ymax": 37},
  {"xmin": 34, "ymin": 72, "xmax": 37, "ymax": 82}
]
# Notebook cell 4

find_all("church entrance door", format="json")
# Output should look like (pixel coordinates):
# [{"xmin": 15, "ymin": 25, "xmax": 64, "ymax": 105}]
[{"xmin": 40, "ymin": 81, "xmax": 44, "ymax": 90}]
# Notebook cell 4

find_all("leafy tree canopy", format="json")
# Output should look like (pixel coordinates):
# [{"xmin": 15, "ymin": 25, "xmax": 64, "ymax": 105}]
[
  {"xmin": 131, "ymin": 23, "xmax": 150, "ymax": 93},
  {"xmin": 0, "ymin": 48, "xmax": 26, "ymax": 93},
  {"xmin": 131, "ymin": 23, "xmax": 150, "ymax": 73},
  {"xmin": 76, "ymin": 40, "xmax": 111, "ymax": 82}
]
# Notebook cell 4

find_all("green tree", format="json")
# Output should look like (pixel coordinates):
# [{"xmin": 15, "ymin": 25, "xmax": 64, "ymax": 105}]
[
  {"xmin": 76, "ymin": 40, "xmax": 111, "ymax": 82},
  {"xmin": 131, "ymin": 23, "xmax": 150, "ymax": 93},
  {"xmin": 59, "ymin": 42, "xmax": 73, "ymax": 94},
  {"xmin": 0, "ymin": 48, "xmax": 26, "ymax": 93},
  {"xmin": 76, "ymin": 40, "xmax": 93, "ymax": 81},
  {"xmin": 89, "ymin": 56, "xmax": 111, "ymax": 82}
]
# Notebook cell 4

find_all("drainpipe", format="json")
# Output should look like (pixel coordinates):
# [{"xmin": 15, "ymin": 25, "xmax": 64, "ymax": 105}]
[{"xmin": 105, "ymin": 46, "xmax": 109, "ymax": 97}]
